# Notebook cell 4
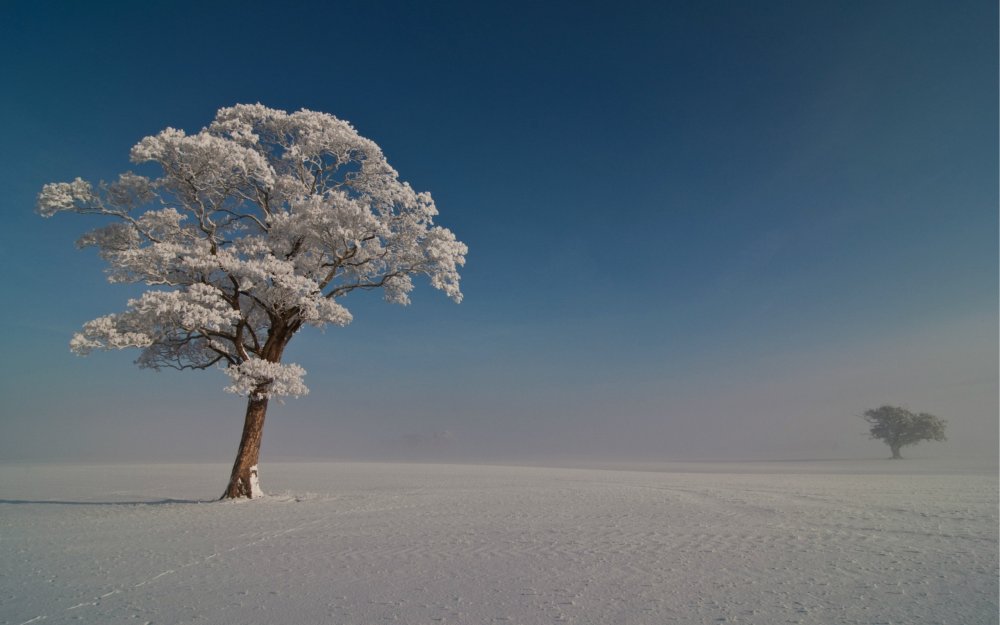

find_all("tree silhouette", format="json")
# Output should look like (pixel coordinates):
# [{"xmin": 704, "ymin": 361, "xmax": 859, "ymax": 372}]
[{"xmin": 863, "ymin": 405, "xmax": 946, "ymax": 459}]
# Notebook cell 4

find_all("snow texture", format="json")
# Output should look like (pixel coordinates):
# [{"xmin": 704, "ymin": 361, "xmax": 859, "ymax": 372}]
[
  {"xmin": 248, "ymin": 464, "xmax": 263, "ymax": 499},
  {"xmin": 1, "ymin": 459, "xmax": 996, "ymax": 624}
]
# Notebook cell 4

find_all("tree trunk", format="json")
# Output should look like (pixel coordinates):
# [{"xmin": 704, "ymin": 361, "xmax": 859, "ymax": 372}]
[
  {"xmin": 220, "ymin": 321, "xmax": 297, "ymax": 499},
  {"xmin": 890, "ymin": 444, "xmax": 902, "ymax": 459},
  {"xmin": 222, "ymin": 394, "xmax": 269, "ymax": 499}
]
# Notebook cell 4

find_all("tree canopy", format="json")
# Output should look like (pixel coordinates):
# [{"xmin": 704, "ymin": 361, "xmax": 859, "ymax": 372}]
[
  {"xmin": 862, "ymin": 405, "xmax": 946, "ymax": 459},
  {"xmin": 38, "ymin": 103, "xmax": 466, "ymax": 399}
]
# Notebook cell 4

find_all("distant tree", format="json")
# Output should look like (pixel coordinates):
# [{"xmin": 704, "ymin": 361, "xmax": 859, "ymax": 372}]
[
  {"xmin": 862, "ymin": 405, "xmax": 947, "ymax": 459},
  {"xmin": 37, "ymin": 104, "xmax": 467, "ymax": 498}
]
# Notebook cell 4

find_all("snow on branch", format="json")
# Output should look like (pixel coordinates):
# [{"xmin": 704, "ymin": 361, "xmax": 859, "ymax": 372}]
[
  {"xmin": 70, "ymin": 284, "xmax": 243, "ymax": 360},
  {"xmin": 37, "ymin": 177, "xmax": 98, "ymax": 216},
  {"xmin": 223, "ymin": 358, "xmax": 308, "ymax": 399},
  {"xmin": 39, "ymin": 103, "xmax": 466, "ymax": 397}
]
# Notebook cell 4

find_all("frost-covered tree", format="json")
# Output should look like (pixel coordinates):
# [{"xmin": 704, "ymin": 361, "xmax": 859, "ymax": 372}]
[
  {"xmin": 862, "ymin": 405, "xmax": 946, "ymax": 459},
  {"xmin": 38, "ymin": 104, "xmax": 467, "ymax": 498}
]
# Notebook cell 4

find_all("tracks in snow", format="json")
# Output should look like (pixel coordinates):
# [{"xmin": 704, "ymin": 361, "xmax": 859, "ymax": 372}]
[{"xmin": 4, "ymin": 464, "xmax": 997, "ymax": 625}]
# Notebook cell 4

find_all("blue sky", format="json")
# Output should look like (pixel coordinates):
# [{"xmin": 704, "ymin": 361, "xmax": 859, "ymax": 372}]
[{"xmin": 1, "ymin": 0, "xmax": 996, "ymax": 463}]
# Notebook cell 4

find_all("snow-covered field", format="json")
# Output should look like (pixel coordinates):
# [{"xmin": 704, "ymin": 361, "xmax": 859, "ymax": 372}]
[{"xmin": 2, "ymin": 459, "xmax": 996, "ymax": 624}]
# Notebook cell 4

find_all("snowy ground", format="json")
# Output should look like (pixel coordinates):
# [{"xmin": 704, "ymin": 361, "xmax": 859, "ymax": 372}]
[{"xmin": 1, "ymin": 459, "xmax": 996, "ymax": 624}]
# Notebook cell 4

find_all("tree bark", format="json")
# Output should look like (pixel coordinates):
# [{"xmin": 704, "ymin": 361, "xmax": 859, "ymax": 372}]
[
  {"xmin": 220, "ymin": 321, "xmax": 297, "ymax": 499},
  {"xmin": 890, "ymin": 444, "xmax": 902, "ymax": 459},
  {"xmin": 222, "ymin": 394, "xmax": 269, "ymax": 499}
]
